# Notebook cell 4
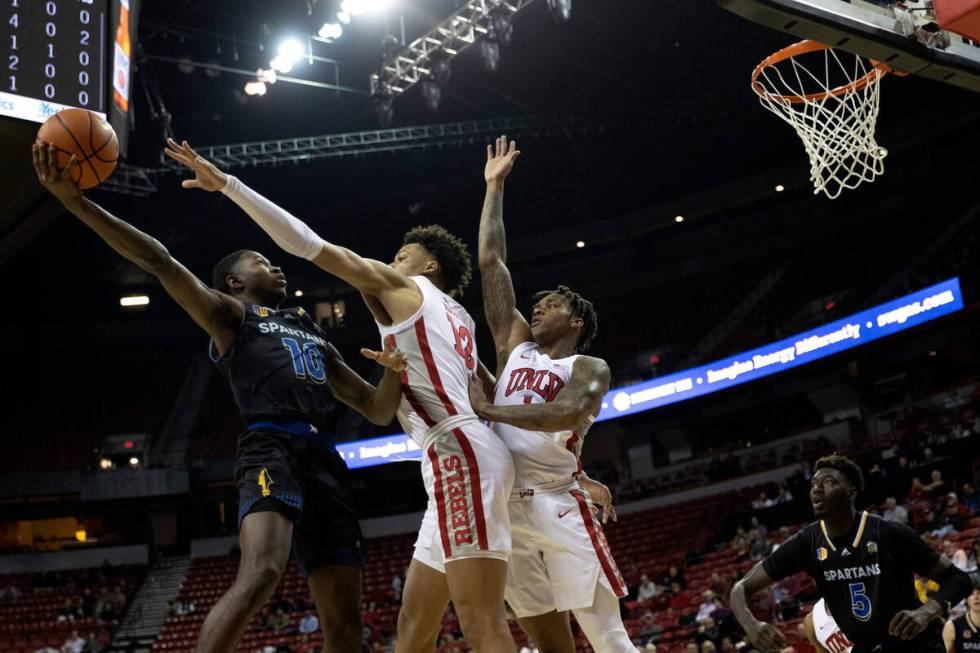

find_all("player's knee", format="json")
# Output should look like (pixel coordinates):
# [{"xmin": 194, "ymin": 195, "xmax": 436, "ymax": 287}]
[
  {"xmin": 591, "ymin": 626, "xmax": 635, "ymax": 653},
  {"xmin": 234, "ymin": 561, "xmax": 284, "ymax": 605},
  {"xmin": 454, "ymin": 602, "xmax": 508, "ymax": 646}
]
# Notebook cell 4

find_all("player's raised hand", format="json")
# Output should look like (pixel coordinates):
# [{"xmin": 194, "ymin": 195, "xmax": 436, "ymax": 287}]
[
  {"xmin": 745, "ymin": 621, "xmax": 787, "ymax": 653},
  {"xmin": 484, "ymin": 135, "xmax": 520, "ymax": 185},
  {"xmin": 579, "ymin": 475, "xmax": 617, "ymax": 524},
  {"xmin": 888, "ymin": 608, "xmax": 931, "ymax": 640},
  {"xmin": 32, "ymin": 141, "xmax": 82, "ymax": 207},
  {"xmin": 360, "ymin": 343, "xmax": 408, "ymax": 374},
  {"xmin": 164, "ymin": 138, "xmax": 228, "ymax": 192}
]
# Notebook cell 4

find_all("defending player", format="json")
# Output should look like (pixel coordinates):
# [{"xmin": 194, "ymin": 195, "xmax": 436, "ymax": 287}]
[
  {"xmin": 464, "ymin": 135, "xmax": 635, "ymax": 653},
  {"xmin": 165, "ymin": 139, "xmax": 517, "ymax": 653},
  {"xmin": 731, "ymin": 454, "xmax": 974, "ymax": 653},
  {"xmin": 33, "ymin": 141, "xmax": 407, "ymax": 653},
  {"xmin": 805, "ymin": 598, "xmax": 854, "ymax": 653},
  {"xmin": 943, "ymin": 583, "xmax": 980, "ymax": 652}
]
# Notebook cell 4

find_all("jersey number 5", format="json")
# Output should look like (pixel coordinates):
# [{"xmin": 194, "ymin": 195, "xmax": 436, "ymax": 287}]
[
  {"xmin": 447, "ymin": 314, "xmax": 476, "ymax": 371},
  {"xmin": 848, "ymin": 582, "xmax": 872, "ymax": 622}
]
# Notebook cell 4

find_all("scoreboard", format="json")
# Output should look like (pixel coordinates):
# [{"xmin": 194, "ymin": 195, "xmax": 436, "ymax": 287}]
[{"xmin": 0, "ymin": 0, "xmax": 108, "ymax": 123}]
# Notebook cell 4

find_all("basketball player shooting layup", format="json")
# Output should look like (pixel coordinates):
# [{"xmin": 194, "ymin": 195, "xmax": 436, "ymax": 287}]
[
  {"xmin": 33, "ymin": 141, "xmax": 409, "ymax": 653},
  {"xmin": 731, "ymin": 454, "xmax": 973, "ymax": 653},
  {"xmin": 464, "ymin": 136, "xmax": 635, "ymax": 653},
  {"xmin": 165, "ymin": 139, "xmax": 517, "ymax": 653}
]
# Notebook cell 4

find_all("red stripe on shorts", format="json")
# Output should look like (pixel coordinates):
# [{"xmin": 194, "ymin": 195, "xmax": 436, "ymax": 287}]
[
  {"xmin": 427, "ymin": 446, "xmax": 453, "ymax": 558},
  {"xmin": 386, "ymin": 334, "xmax": 436, "ymax": 428},
  {"xmin": 451, "ymin": 428, "xmax": 489, "ymax": 550},
  {"xmin": 414, "ymin": 317, "xmax": 459, "ymax": 419},
  {"xmin": 571, "ymin": 489, "xmax": 627, "ymax": 596}
]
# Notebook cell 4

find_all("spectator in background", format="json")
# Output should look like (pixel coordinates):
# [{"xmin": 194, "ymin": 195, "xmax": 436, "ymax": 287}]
[
  {"xmin": 751, "ymin": 492, "xmax": 773, "ymax": 510},
  {"xmin": 697, "ymin": 615, "xmax": 721, "ymax": 645},
  {"xmin": 62, "ymin": 631, "xmax": 85, "ymax": 653},
  {"xmin": 943, "ymin": 540, "xmax": 969, "ymax": 571},
  {"xmin": 669, "ymin": 583, "xmax": 687, "ymax": 610},
  {"xmin": 696, "ymin": 591, "xmax": 718, "ymax": 624},
  {"xmin": 297, "ymin": 634, "xmax": 319, "ymax": 653},
  {"xmin": 749, "ymin": 529, "xmax": 772, "ymax": 561},
  {"xmin": 684, "ymin": 644, "xmax": 699, "ymax": 653},
  {"xmin": 392, "ymin": 571, "xmax": 404, "ymax": 603},
  {"xmin": 965, "ymin": 539, "xmax": 980, "ymax": 574},
  {"xmin": 709, "ymin": 572, "xmax": 731, "ymax": 597},
  {"xmin": 892, "ymin": 455, "xmax": 914, "ymax": 498},
  {"xmin": 272, "ymin": 608, "xmax": 292, "ymax": 633},
  {"xmin": 665, "ymin": 565, "xmax": 687, "ymax": 590},
  {"xmin": 701, "ymin": 641, "xmax": 717, "ymax": 653},
  {"xmin": 882, "ymin": 496, "xmax": 908, "ymax": 524},
  {"xmin": 719, "ymin": 637, "xmax": 738, "ymax": 653},
  {"xmin": 922, "ymin": 469, "xmax": 947, "ymax": 498},
  {"xmin": 83, "ymin": 632, "xmax": 103, "ymax": 653},
  {"xmin": 298, "ymin": 612, "xmax": 319, "ymax": 635},
  {"xmin": 259, "ymin": 608, "xmax": 276, "ymax": 631},
  {"xmin": 643, "ymin": 643, "xmax": 657, "ymax": 653},
  {"xmin": 749, "ymin": 516, "xmax": 767, "ymax": 539},
  {"xmin": 638, "ymin": 612, "xmax": 662, "ymax": 644},
  {"xmin": 908, "ymin": 478, "xmax": 926, "ymax": 502},
  {"xmin": 962, "ymin": 483, "xmax": 980, "ymax": 513},
  {"xmin": 936, "ymin": 493, "xmax": 967, "ymax": 532},
  {"xmin": 637, "ymin": 575, "xmax": 658, "ymax": 602},
  {"xmin": 0, "ymin": 583, "xmax": 22, "ymax": 603},
  {"xmin": 274, "ymin": 641, "xmax": 293, "ymax": 653},
  {"xmin": 774, "ymin": 487, "xmax": 793, "ymax": 504}
]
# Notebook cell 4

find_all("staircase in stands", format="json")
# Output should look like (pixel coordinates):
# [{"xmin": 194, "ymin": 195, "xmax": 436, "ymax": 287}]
[{"xmin": 108, "ymin": 556, "xmax": 191, "ymax": 653}]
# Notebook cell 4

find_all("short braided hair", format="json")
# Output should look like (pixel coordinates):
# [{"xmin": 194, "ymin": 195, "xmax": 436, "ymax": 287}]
[{"xmin": 531, "ymin": 285, "xmax": 598, "ymax": 353}]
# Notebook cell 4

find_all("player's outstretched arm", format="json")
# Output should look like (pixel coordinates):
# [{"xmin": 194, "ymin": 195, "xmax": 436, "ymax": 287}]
[
  {"xmin": 164, "ymin": 139, "xmax": 414, "ymax": 301},
  {"xmin": 33, "ymin": 141, "xmax": 243, "ymax": 352},
  {"xmin": 468, "ymin": 355, "xmax": 609, "ymax": 432},
  {"xmin": 730, "ymin": 563, "xmax": 787, "ymax": 653},
  {"xmin": 323, "ymin": 343, "xmax": 407, "ymax": 426},
  {"xmin": 479, "ymin": 135, "xmax": 529, "ymax": 370}
]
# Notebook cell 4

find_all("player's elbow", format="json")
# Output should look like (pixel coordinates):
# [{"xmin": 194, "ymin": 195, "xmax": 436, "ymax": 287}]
[
  {"xmin": 365, "ymin": 404, "xmax": 396, "ymax": 426},
  {"xmin": 144, "ymin": 249, "xmax": 178, "ymax": 277},
  {"xmin": 478, "ymin": 251, "xmax": 503, "ymax": 270}
]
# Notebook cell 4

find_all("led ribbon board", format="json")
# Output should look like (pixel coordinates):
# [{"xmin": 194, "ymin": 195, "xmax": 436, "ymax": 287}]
[{"xmin": 338, "ymin": 278, "xmax": 964, "ymax": 468}]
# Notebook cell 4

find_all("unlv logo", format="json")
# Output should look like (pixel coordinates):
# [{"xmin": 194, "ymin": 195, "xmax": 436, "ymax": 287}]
[{"xmin": 505, "ymin": 368, "xmax": 565, "ymax": 402}]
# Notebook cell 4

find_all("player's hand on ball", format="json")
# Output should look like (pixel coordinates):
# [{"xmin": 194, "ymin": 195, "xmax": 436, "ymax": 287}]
[
  {"xmin": 579, "ymin": 475, "xmax": 617, "ymax": 524},
  {"xmin": 360, "ymin": 343, "xmax": 408, "ymax": 373},
  {"xmin": 745, "ymin": 621, "xmax": 787, "ymax": 653},
  {"xmin": 484, "ymin": 135, "xmax": 520, "ymax": 185},
  {"xmin": 888, "ymin": 608, "xmax": 930, "ymax": 640},
  {"xmin": 32, "ymin": 141, "xmax": 82, "ymax": 207},
  {"xmin": 164, "ymin": 138, "xmax": 229, "ymax": 192}
]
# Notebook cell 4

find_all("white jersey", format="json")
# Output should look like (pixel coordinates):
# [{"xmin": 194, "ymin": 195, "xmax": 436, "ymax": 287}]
[
  {"xmin": 812, "ymin": 599, "xmax": 853, "ymax": 653},
  {"xmin": 493, "ymin": 341, "xmax": 585, "ymax": 487},
  {"xmin": 377, "ymin": 275, "xmax": 480, "ymax": 444}
]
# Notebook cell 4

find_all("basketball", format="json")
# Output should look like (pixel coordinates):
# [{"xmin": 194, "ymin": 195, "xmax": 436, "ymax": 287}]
[{"xmin": 37, "ymin": 108, "xmax": 119, "ymax": 189}]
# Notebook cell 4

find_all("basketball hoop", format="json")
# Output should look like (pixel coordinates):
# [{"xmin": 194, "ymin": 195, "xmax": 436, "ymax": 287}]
[{"xmin": 752, "ymin": 40, "xmax": 897, "ymax": 199}]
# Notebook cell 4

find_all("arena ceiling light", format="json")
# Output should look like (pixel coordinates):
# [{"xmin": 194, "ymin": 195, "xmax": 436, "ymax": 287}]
[
  {"xmin": 371, "ymin": 0, "xmax": 539, "ymax": 98},
  {"xmin": 270, "ymin": 38, "xmax": 305, "ymax": 73},
  {"xmin": 576, "ymin": 240, "xmax": 586, "ymax": 248},
  {"xmin": 244, "ymin": 80, "xmax": 268, "ymax": 96},
  {"xmin": 674, "ymin": 215, "xmax": 685, "ymax": 223},
  {"xmin": 775, "ymin": 184, "xmax": 785, "ymax": 192},
  {"xmin": 119, "ymin": 295, "xmax": 150, "ymax": 307},
  {"xmin": 318, "ymin": 22, "xmax": 343, "ymax": 40}
]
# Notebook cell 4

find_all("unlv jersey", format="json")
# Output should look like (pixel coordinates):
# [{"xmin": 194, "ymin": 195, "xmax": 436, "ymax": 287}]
[
  {"xmin": 377, "ymin": 275, "xmax": 480, "ymax": 444},
  {"xmin": 494, "ymin": 341, "xmax": 586, "ymax": 487},
  {"xmin": 812, "ymin": 598, "xmax": 854, "ymax": 653}
]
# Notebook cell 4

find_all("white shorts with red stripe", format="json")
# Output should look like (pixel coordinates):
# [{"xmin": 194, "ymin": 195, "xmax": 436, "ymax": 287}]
[
  {"xmin": 412, "ymin": 417, "xmax": 515, "ymax": 572},
  {"xmin": 504, "ymin": 481, "xmax": 627, "ymax": 618}
]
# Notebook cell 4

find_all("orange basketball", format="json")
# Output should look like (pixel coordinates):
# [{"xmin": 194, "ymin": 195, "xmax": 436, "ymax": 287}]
[{"xmin": 37, "ymin": 108, "xmax": 119, "ymax": 189}]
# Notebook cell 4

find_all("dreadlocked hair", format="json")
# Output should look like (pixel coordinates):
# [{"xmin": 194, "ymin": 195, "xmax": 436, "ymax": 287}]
[
  {"xmin": 814, "ymin": 453, "xmax": 866, "ymax": 493},
  {"xmin": 531, "ymin": 285, "xmax": 598, "ymax": 353},
  {"xmin": 212, "ymin": 250, "xmax": 250, "ymax": 294},
  {"xmin": 403, "ymin": 225, "xmax": 472, "ymax": 298}
]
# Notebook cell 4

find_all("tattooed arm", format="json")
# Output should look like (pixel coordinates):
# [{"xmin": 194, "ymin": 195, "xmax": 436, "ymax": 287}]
[{"xmin": 479, "ymin": 135, "xmax": 529, "ymax": 374}]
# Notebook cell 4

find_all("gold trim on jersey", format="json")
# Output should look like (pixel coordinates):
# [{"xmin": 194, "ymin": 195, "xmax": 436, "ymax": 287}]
[
  {"xmin": 968, "ymin": 613, "xmax": 978, "ymax": 634},
  {"xmin": 819, "ymin": 510, "xmax": 868, "ymax": 552},
  {"xmin": 851, "ymin": 510, "xmax": 869, "ymax": 548}
]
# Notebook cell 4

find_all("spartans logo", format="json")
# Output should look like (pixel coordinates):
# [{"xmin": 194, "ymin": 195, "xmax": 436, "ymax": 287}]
[{"xmin": 258, "ymin": 468, "xmax": 275, "ymax": 497}]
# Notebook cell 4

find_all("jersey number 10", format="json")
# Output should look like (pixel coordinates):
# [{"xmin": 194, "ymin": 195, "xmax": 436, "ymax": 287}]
[{"xmin": 282, "ymin": 337, "xmax": 327, "ymax": 384}]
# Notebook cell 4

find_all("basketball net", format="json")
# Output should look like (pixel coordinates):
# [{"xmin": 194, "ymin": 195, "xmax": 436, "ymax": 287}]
[{"xmin": 752, "ymin": 41, "xmax": 895, "ymax": 200}]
